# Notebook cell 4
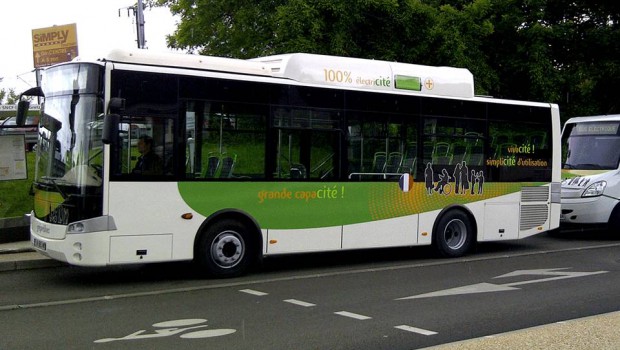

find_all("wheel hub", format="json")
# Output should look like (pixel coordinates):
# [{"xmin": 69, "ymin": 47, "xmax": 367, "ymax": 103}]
[{"xmin": 211, "ymin": 231, "xmax": 244, "ymax": 268}]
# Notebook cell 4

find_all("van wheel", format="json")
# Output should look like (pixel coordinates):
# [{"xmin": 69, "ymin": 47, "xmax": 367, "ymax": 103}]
[
  {"xmin": 434, "ymin": 210, "xmax": 474, "ymax": 257},
  {"xmin": 196, "ymin": 219, "xmax": 253, "ymax": 277},
  {"xmin": 608, "ymin": 205, "xmax": 620, "ymax": 236}
]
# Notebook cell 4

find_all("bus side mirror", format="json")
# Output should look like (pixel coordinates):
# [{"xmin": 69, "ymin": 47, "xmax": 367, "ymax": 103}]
[
  {"xmin": 102, "ymin": 114, "xmax": 120, "ymax": 145},
  {"xmin": 108, "ymin": 97, "xmax": 125, "ymax": 114},
  {"xmin": 16, "ymin": 86, "xmax": 44, "ymax": 126},
  {"xmin": 16, "ymin": 100, "xmax": 30, "ymax": 126}
]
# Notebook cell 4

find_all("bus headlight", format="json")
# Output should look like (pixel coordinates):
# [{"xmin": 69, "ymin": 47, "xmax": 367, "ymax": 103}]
[
  {"xmin": 582, "ymin": 181, "xmax": 607, "ymax": 197},
  {"xmin": 67, "ymin": 222, "xmax": 85, "ymax": 233}
]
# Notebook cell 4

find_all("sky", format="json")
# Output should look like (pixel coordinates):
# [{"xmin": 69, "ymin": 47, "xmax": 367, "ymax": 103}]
[{"xmin": 0, "ymin": 0, "xmax": 179, "ymax": 94}]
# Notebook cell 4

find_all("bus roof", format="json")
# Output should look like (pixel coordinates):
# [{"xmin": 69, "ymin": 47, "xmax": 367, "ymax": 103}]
[
  {"xmin": 103, "ymin": 49, "xmax": 273, "ymax": 77},
  {"xmin": 101, "ymin": 49, "xmax": 474, "ymax": 99}
]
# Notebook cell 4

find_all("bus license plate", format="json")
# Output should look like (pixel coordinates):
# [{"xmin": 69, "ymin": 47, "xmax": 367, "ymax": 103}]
[{"xmin": 33, "ymin": 238, "xmax": 47, "ymax": 251}]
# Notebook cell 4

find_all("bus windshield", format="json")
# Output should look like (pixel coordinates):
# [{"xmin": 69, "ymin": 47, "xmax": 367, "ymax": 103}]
[
  {"xmin": 34, "ymin": 63, "xmax": 105, "ymax": 224},
  {"xmin": 562, "ymin": 121, "xmax": 620, "ymax": 170}
]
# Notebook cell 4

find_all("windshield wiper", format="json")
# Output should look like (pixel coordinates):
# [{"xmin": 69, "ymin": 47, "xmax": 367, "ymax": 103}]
[{"xmin": 41, "ymin": 176, "xmax": 68, "ymax": 199}]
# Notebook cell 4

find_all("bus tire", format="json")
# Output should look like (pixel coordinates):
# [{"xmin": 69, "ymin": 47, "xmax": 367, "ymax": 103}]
[
  {"xmin": 433, "ymin": 209, "xmax": 474, "ymax": 257},
  {"xmin": 196, "ymin": 219, "xmax": 253, "ymax": 277}
]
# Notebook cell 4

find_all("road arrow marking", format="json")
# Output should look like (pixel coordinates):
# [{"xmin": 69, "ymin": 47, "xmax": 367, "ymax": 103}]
[
  {"xmin": 495, "ymin": 267, "xmax": 608, "ymax": 288},
  {"xmin": 396, "ymin": 268, "xmax": 608, "ymax": 300}
]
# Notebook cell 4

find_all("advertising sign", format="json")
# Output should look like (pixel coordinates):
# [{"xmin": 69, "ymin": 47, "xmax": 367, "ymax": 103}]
[
  {"xmin": 32, "ymin": 23, "xmax": 79, "ymax": 68},
  {"xmin": 0, "ymin": 135, "xmax": 27, "ymax": 181}
]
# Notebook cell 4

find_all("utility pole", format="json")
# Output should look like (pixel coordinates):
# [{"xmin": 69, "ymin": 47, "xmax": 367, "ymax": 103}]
[
  {"xmin": 136, "ymin": 0, "xmax": 146, "ymax": 49},
  {"xmin": 120, "ymin": 0, "xmax": 147, "ymax": 49}
]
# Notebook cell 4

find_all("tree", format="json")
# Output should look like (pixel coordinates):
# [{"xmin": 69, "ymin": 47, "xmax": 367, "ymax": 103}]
[
  {"xmin": 155, "ymin": 0, "xmax": 496, "ymax": 93},
  {"xmin": 0, "ymin": 88, "xmax": 18, "ymax": 105},
  {"xmin": 154, "ymin": 0, "xmax": 285, "ymax": 58},
  {"xmin": 483, "ymin": 0, "xmax": 620, "ymax": 118}
]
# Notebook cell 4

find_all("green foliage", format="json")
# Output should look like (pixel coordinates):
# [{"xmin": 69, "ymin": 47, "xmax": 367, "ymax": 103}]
[
  {"xmin": 0, "ymin": 88, "xmax": 18, "ymax": 105},
  {"xmin": 0, "ymin": 152, "xmax": 35, "ymax": 218},
  {"xmin": 155, "ymin": 0, "xmax": 620, "ymax": 122}
]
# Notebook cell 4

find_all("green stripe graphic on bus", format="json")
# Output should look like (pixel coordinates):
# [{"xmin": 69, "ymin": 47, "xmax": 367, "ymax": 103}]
[{"xmin": 178, "ymin": 182, "xmax": 529, "ymax": 229}]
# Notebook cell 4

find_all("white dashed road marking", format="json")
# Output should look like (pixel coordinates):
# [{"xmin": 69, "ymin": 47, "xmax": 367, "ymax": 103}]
[
  {"xmin": 240, "ymin": 289, "xmax": 434, "ymax": 336},
  {"xmin": 334, "ymin": 311, "xmax": 372, "ymax": 320},
  {"xmin": 394, "ymin": 325, "xmax": 438, "ymax": 336},
  {"xmin": 284, "ymin": 299, "xmax": 316, "ymax": 307},
  {"xmin": 239, "ymin": 289, "xmax": 268, "ymax": 296}
]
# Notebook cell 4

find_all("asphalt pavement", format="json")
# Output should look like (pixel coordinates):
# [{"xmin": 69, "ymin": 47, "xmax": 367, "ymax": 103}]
[{"xmin": 1, "ymin": 239, "xmax": 619, "ymax": 349}]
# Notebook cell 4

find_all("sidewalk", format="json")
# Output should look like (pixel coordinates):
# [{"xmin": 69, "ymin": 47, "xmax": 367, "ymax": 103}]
[
  {"xmin": 1, "ymin": 239, "xmax": 619, "ymax": 348},
  {"xmin": 0, "ymin": 240, "xmax": 63, "ymax": 272},
  {"xmin": 425, "ymin": 311, "xmax": 620, "ymax": 349}
]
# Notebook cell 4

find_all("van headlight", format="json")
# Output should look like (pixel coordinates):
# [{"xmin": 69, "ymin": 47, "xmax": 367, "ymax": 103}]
[{"xmin": 582, "ymin": 181, "xmax": 606, "ymax": 197}]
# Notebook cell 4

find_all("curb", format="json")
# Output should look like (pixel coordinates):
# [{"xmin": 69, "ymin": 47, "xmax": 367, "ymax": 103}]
[
  {"xmin": 0, "ymin": 250, "xmax": 64, "ymax": 272},
  {"xmin": 0, "ymin": 246, "xmax": 33, "ymax": 254}
]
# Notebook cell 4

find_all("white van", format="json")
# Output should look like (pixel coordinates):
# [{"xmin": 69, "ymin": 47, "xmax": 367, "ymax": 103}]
[{"xmin": 561, "ymin": 115, "xmax": 620, "ymax": 231}]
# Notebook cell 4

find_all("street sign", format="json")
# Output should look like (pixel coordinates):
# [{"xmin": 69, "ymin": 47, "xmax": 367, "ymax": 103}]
[{"xmin": 31, "ymin": 23, "xmax": 79, "ymax": 68}]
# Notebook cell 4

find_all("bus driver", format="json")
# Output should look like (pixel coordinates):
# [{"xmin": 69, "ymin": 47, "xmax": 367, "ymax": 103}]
[{"xmin": 133, "ymin": 135, "xmax": 162, "ymax": 175}]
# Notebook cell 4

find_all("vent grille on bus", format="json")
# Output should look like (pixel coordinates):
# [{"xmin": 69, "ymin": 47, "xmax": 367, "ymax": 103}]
[
  {"xmin": 521, "ymin": 186, "xmax": 549, "ymax": 202},
  {"xmin": 520, "ymin": 204, "xmax": 549, "ymax": 231}
]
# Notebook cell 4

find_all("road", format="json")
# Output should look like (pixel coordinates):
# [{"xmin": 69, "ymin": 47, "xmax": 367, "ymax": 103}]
[{"xmin": 1, "ymin": 229, "xmax": 619, "ymax": 349}]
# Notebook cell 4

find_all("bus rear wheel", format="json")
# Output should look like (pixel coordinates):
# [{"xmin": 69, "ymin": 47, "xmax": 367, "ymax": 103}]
[
  {"xmin": 434, "ymin": 210, "xmax": 474, "ymax": 257},
  {"xmin": 196, "ymin": 219, "xmax": 253, "ymax": 277}
]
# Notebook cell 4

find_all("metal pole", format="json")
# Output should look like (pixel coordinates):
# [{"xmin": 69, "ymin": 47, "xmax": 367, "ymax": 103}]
[{"xmin": 136, "ymin": 0, "xmax": 146, "ymax": 49}]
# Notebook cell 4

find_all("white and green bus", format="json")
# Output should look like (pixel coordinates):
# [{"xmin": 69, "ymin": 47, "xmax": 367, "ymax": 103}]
[{"xmin": 21, "ymin": 50, "xmax": 561, "ymax": 277}]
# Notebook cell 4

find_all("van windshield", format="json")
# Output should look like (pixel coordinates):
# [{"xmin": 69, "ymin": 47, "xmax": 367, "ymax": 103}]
[{"xmin": 562, "ymin": 121, "xmax": 620, "ymax": 170}]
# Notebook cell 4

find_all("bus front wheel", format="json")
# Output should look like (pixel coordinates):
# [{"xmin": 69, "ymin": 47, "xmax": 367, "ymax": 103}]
[
  {"xmin": 433, "ymin": 210, "xmax": 474, "ymax": 257},
  {"xmin": 196, "ymin": 219, "xmax": 253, "ymax": 277}
]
